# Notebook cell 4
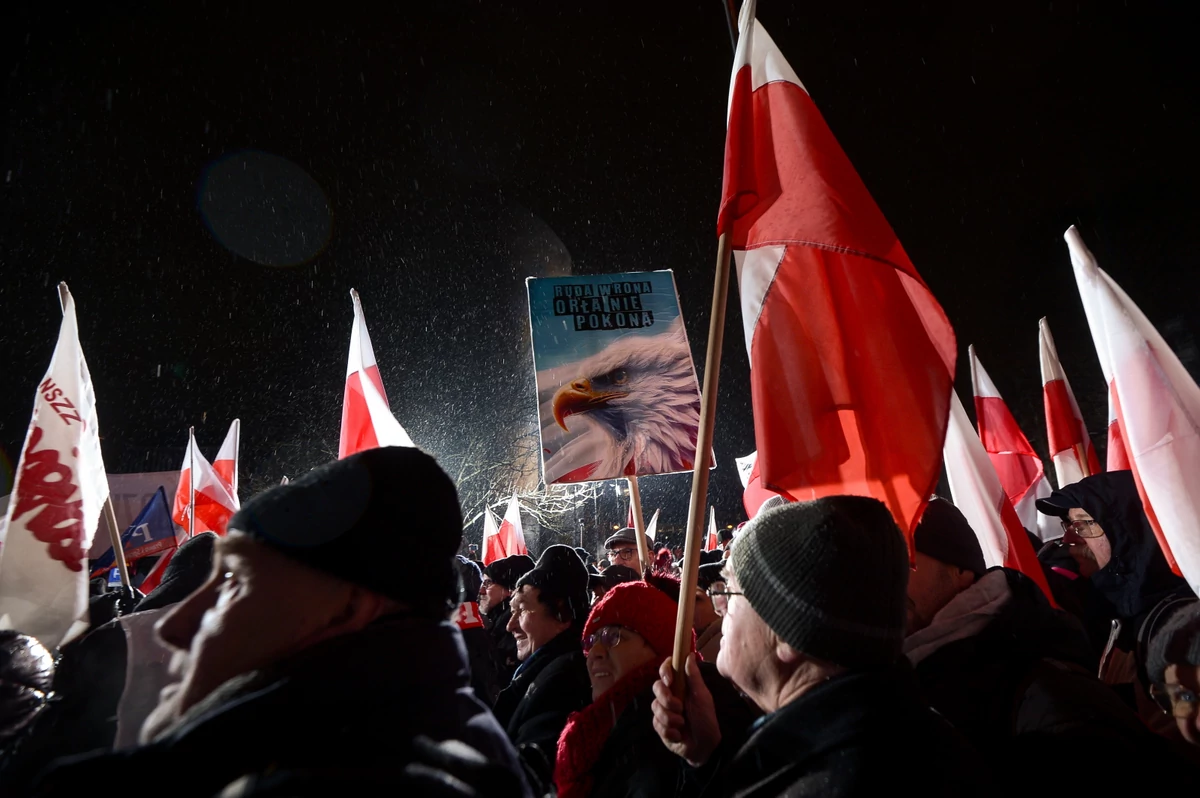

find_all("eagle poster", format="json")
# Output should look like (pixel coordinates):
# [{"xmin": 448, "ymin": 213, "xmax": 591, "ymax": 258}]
[{"xmin": 527, "ymin": 270, "xmax": 706, "ymax": 484}]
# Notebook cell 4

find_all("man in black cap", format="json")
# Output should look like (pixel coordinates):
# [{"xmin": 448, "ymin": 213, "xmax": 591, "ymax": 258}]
[
  {"xmin": 492, "ymin": 544, "xmax": 591, "ymax": 793},
  {"xmin": 904, "ymin": 496, "xmax": 1196, "ymax": 795},
  {"xmin": 587, "ymin": 563, "xmax": 640, "ymax": 605},
  {"xmin": 481, "ymin": 554, "xmax": 536, "ymax": 691},
  {"xmin": 651, "ymin": 496, "xmax": 997, "ymax": 796},
  {"xmin": 604, "ymin": 527, "xmax": 645, "ymax": 573},
  {"xmin": 33, "ymin": 447, "xmax": 528, "ymax": 798}
]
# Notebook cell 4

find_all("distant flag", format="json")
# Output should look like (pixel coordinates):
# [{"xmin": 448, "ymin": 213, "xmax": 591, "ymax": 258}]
[
  {"xmin": 943, "ymin": 391, "xmax": 1056, "ymax": 603},
  {"xmin": 498, "ymin": 492, "xmax": 527, "ymax": 558},
  {"xmin": 1039, "ymin": 318, "xmax": 1101, "ymax": 487},
  {"xmin": 1066, "ymin": 226, "xmax": 1200, "ymax": 592},
  {"xmin": 736, "ymin": 451, "xmax": 793, "ymax": 519},
  {"xmin": 137, "ymin": 547, "xmax": 175, "ymax": 595},
  {"xmin": 1106, "ymin": 389, "xmax": 1132, "ymax": 472},
  {"xmin": 481, "ymin": 507, "xmax": 504, "ymax": 566},
  {"xmin": 339, "ymin": 289, "xmax": 415, "ymax": 458},
  {"xmin": 0, "ymin": 284, "xmax": 111, "ymax": 648},
  {"xmin": 280, "ymin": 476, "xmax": 290, "ymax": 485},
  {"xmin": 91, "ymin": 488, "xmax": 179, "ymax": 575},
  {"xmin": 969, "ymin": 346, "xmax": 1058, "ymax": 542},
  {"xmin": 706, "ymin": 506, "xmax": 718, "ymax": 552},
  {"xmin": 212, "ymin": 419, "xmax": 240, "ymax": 506},
  {"xmin": 626, "ymin": 499, "xmax": 635, "ymax": 531},
  {"xmin": 721, "ymin": 0, "xmax": 955, "ymax": 552},
  {"xmin": 171, "ymin": 429, "xmax": 238, "ymax": 537},
  {"xmin": 645, "ymin": 509, "xmax": 660, "ymax": 543}
]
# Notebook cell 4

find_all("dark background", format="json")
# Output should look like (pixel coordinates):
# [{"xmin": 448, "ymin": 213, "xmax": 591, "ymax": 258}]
[{"xmin": 2, "ymin": 1, "xmax": 1197, "ymax": 552}]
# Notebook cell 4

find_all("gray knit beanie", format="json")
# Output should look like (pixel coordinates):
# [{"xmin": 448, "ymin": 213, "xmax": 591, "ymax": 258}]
[
  {"xmin": 1147, "ymin": 599, "xmax": 1200, "ymax": 684},
  {"xmin": 730, "ymin": 495, "xmax": 909, "ymax": 669}
]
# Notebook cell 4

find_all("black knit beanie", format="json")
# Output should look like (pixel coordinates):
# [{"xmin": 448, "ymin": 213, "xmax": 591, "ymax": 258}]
[
  {"xmin": 730, "ymin": 495, "xmax": 909, "ymax": 669},
  {"xmin": 229, "ymin": 447, "xmax": 463, "ymax": 618},
  {"xmin": 914, "ymin": 497, "xmax": 987, "ymax": 576},
  {"xmin": 1147, "ymin": 599, "xmax": 1200, "ymax": 684},
  {"xmin": 515, "ymin": 544, "xmax": 590, "ymax": 626},
  {"xmin": 485, "ymin": 554, "xmax": 536, "ymax": 592}
]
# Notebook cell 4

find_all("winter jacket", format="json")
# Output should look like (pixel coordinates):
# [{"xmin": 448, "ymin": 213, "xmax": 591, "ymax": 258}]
[
  {"xmin": 485, "ymin": 599, "xmax": 520, "ymax": 691},
  {"xmin": 905, "ymin": 567, "xmax": 1200, "ymax": 795},
  {"xmin": 697, "ymin": 663, "xmax": 999, "ymax": 797},
  {"xmin": 30, "ymin": 615, "xmax": 529, "ymax": 798}
]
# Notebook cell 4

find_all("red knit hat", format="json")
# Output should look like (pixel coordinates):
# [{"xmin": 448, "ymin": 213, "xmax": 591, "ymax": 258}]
[{"xmin": 582, "ymin": 577, "xmax": 695, "ymax": 658}]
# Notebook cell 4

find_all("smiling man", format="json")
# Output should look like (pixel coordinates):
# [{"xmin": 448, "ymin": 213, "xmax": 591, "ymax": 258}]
[{"xmin": 33, "ymin": 447, "xmax": 528, "ymax": 798}]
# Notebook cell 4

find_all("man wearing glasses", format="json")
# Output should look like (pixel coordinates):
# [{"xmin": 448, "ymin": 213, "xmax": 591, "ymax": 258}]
[
  {"xmin": 1146, "ymin": 600, "xmax": 1200, "ymax": 746},
  {"xmin": 603, "ymin": 528, "xmax": 645, "ymax": 574}
]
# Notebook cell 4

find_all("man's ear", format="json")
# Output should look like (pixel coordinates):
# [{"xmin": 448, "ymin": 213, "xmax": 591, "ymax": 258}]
[{"xmin": 328, "ymin": 585, "xmax": 390, "ymax": 633}]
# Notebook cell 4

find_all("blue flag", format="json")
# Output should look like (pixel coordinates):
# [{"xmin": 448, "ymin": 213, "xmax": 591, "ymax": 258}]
[{"xmin": 92, "ymin": 487, "xmax": 178, "ymax": 574}]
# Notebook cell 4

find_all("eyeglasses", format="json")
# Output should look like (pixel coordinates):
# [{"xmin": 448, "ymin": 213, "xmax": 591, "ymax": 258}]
[
  {"xmin": 481, "ymin": 579, "xmax": 495, "ymax": 589},
  {"xmin": 708, "ymin": 589, "xmax": 744, "ymax": 599},
  {"xmin": 1060, "ymin": 518, "xmax": 1104, "ymax": 539},
  {"xmin": 607, "ymin": 547, "xmax": 636, "ymax": 561},
  {"xmin": 1150, "ymin": 683, "xmax": 1200, "ymax": 718},
  {"xmin": 583, "ymin": 626, "xmax": 626, "ymax": 656}
]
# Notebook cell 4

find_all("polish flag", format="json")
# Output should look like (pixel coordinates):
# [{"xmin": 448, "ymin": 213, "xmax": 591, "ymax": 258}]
[
  {"xmin": 1106, "ymin": 388, "xmax": 1132, "ymax": 472},
  {"xmin": 645, "ymin": 509, "xmax": 660, "ymax": 543},
  {"xmin": 969, "ymin": 346, "xmax": 1058, "ymax": 542},
  {"xmin": 706, "ymin": 506, "xmax": 718, "ymax": 552},
  {"xmin": 1039, "ymin": 318, "xmax": 1101, "ymax": 487},
  {"xmin": 137, "ymin": 546, "xmax": 176, "ymax": 595},
  {"xmin": 498, "ymin": 493, "xmax": 527, "ymax": 558},
  {"xmin": 722, "ymin": 0, "xmax": 955, "ymax": 551},
  {"xmin": 0, "ymin": 284, "xmax": 111, "ymax": 648},
  {"xmin": 339, "ymin": 289, "xmax": 415, "ymax": 458},
  {"xmin": 736, "ymin": 451, "xmax": 793, "ymax": 519},
  {"xmin": 212, "ymin": 419, "xmax": 240, "ymax": 506},
  {"xmin": 172, "ymin": 429, "xmax": 238, "ymax": 537},
  {"xmin": 1066, "ymin": 227, "xmax": 1200, "ymax": 592},
  {"xmin": 626, "ymin": 499, "xmax": 635, "ymax": 531},
  {"xmin": 943, "ymin": 391, "xmax": 1056, "ymax": 602},
  {"xmin": 481, "ymin": 507, "xmax": 503, "ymax": 566}
]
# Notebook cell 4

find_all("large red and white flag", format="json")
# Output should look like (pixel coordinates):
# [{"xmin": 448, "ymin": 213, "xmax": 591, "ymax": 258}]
[
  {"xmin": 498, "ymin": 493, "xmax": 527, "ymax": 558},
  {"xmin": 213, "ymin": 419, "xmax": 240, "ymax": 506},
  {"xmin": 339, "ymin": 289, "xmax": 415, "ymax": 458},
  {"xmin": 943, "ymin": 391, "xmax": 1055, "ymax": 602},
  {"xmin": 969, "ymin": 346, "xmax": 1057, "ymax": 542},
  {"xmin": 1066, "ymin": 226, "xmax": 1200, "ymax": 592},
  {"xmin": 1106, "ymin": 388, "xmax": 1132, "ymax": 472},
  {"xmin": 172, "ymin": 429, "xmax": 238, "ymax": 537},
  {"xmin": 722, "ymin": 0, "xmax": 955, "ymax": 549},
  {"xmin": 1039, "ymin": 318, "xmax": 1101, "ymax": 488},
  {"xmin": 0, "ymin": 285, "xmax": 111, "ymax": 648},
  {"xmin": 482, "ymin": 507, "xmax": 503, "ymax": 565}
]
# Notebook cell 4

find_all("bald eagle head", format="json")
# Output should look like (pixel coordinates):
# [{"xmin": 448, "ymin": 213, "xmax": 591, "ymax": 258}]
[{"xmin": 549, "ymin": 318, "xmax": 700, "ymax": 479}]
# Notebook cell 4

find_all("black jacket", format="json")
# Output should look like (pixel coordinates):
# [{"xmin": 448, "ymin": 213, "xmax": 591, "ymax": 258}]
[
  {"xmin": 485, "ymin": 600, "xmax": 520, "ymax": 692},
  {"xmin": 910, "ymin": 567, "xmax": 1200, "ymax": 795},
  {"xmin": 700, "ymin": 664, "xmax": 999, "ymax": 797},
  {"xmin": 31, "ymin": 616, "xmax": 528, "ymax": 798}
]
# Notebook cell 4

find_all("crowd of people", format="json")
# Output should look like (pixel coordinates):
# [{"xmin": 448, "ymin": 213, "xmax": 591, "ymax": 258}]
[{"xmin": 2, "ymin": 446, "xmax": 1200, "ymax": 796}]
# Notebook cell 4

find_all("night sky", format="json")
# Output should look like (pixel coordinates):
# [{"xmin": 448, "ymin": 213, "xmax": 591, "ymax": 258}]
[{"xmin": 2, "ymin": 1, "xmax": 1197, "ymax": 552}]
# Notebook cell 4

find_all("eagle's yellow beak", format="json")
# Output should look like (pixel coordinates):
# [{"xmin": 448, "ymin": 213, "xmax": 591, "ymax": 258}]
[{"xmin": 552, "ymin": 379, "xmax": 628, "ymax": 431}]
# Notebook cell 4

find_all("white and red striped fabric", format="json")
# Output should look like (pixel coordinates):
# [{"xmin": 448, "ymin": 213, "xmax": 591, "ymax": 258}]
[
  {"xmin": 969, "ymin": 346, "xmax": 1057, "ymax": 542},
  {"xmin": 943, "ymin": 391, "xmax": 1055, "ymax": 603},
  {"xmin": 172, "ymin": 429, "xmax": 238, "ymax": 537},
  {"xmin": 0, "ymin": 285, "xmax": 111, "ymax": 648},
  {"xmin": 1066, "ymin": 226, "xmax": 1200, "ymax": 592},
  {"xmin": 1106, "ymin": 388, "xmax": 1132, "ymax": 471},
  {"xmin": 212, "ymin": 419, "xmax": 240, "ymax": 506},
  {"xmin": 721, "ymin": 0, "xmax": 955, "ymax": 551},
  {"xmin": 481, "ymin": 507, "xmax": 503, "ymax": 566},
  {"xmin": 339, "ymin": 289, "xmax": 414, "ymax": 458},
  {"xmin": 706, "ymin": 506, "xmax": 718, "ymax": 552},
  {"xmin": 498, "ymin": 493, "xmax": 527, "ymax": 558},
  {"xmin": 1039, "ymin": 318, "xmax": 1101, "ymax": 488}
]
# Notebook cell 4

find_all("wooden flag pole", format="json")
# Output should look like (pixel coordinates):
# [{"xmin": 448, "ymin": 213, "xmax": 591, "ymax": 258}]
[
  {"xmin": 188, "ymin": 426, "xmax": 197, "ymax": 539},
  {"xmin": 670, "ymin": 231, "xmax": 733, "ymax": 696},
  {"xmin": 56, "ymin": 282, "xmax": 132, "ymax": 591},
  {"xmin": 627, "ymin": 476, "xmax": 651, "ymax": 576}
]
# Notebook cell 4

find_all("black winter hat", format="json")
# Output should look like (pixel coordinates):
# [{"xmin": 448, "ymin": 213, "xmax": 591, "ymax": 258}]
[
  {"xmin": 229, "ymin": 447, "xmax": 463, "ymax": 616},
  {"xmin": 0, "ymin": 631, "xmax": 54, "ymax": 744},
  {"xmin": 697, "ymin": 562, "xmax": 726, "ymax": 591},
  {"xmin": 914, "ymin": 497, "xmax": 987, "ymax": 576},
  {"xmin": 455, "ymin": 556, "xmax": 483, "ymax": 605},
  {"xmin": 573, "ymin": 547, "xmax": 592, "ymax": 565},
  {"xmin": 485, "ymin": 554, "xmax": 536, "ymax": 592},
  {"xmin": 515, "ymin": 544, "xmax": 591, "ymax": 625},
  {"xmin": 731, "ymin": 496, "xmax": 909, "ymax": 669},
  {"xmin": 717, "ymin": 528, "xmax": 735, "ymax": 545},
  {"xmin": 589, "ymin": 564, "xmax": 641, "ymax": 592},
  {"xmin": 136, "ymin": 532, "xmax": 219, "ymax": 613}
]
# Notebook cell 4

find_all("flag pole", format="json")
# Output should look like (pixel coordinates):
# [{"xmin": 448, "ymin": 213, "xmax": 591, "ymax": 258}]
[
  {"xmin": 626, "ymin": 476, "xmax": 651, "ymax": 576},
  {"xmin": 56, "ymin": 283, "xmax": 132, "ymax": 591},
  {"xmin": 188, "ymin": 426, "xmax": 196, "ymax": 539},
  {"xmin": 670, "ymin": 231, "xmax": 733, "ymax": 696}
]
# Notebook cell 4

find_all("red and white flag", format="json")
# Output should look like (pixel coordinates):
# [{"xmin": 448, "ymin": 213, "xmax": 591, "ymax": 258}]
[
  {"xmin": 481, "ymin": 507, "xmax": 504, "ymax": 566},
  {"xmin": 969, "ymin": 346, "xmax": 1057, "ymax": 542},
  {"xmin": 339, "ymin": 289, "xmax": 415, "ymax": 458},
  {"xmin": 943, "ymin": 391, "xmax": 1055, "ymax": 602},
  {"xmin": 0, "ymin": 285, "xmax": 111, "ymax": 648},
  {"xmin": 721, "ymin": 0, "xmax": 955, "ymax": 550},
  {"xmin": 736, "ymin": 451, "xmax": 792, "ymax": 520},
  {"xmin": 498, "ymin": 493, "xmax": 527, "ymax": 558},
  {"xmin": 645, "ymin": 509, "xmax": 660, "ymax": 543},
  {"xmin": 172, "ymin": 429, "xmax": 238, "ymax": 537},
  {"xmin": 1106, "ymin": 388, "xmax": 1132, "ymax": 472},
  {"xmin": 1066, "ymin": 226, "xmax": 1200, "ymax": 592},
  {"xmin": 213, "ymin": 419, "xmax": 240, "ymax": 506},
  {"xmin": 1039, "ymin": 318, "xmax": 1101, "ymax": 488},
  {"xmin": 706, "ymin": 506, "xmax": 718, "ymax": 552}
]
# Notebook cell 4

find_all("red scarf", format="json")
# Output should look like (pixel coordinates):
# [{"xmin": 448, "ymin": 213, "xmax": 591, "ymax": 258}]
[{"xmin": 553, "ymin": 660, "xmax": 660, "ymax": 798}]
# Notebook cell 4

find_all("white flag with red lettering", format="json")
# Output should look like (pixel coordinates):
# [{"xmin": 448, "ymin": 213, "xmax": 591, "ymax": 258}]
[
  {"xmin": 482, "ymin": 507, "xmax": 503, "ymax": 565},
  {"xmin": 339, "ymin": 289, "xmax": 414, "ymax": 458},
  {"xmin": 498, "ymin": 493, "xmax": 527, "ymax": 558},
  {"xmin": 172, "ymin": 429, "xmax": 238, "ymax": 537},
  {"xmin": 213, "ymin": 419, "xmax": 240, "ymax": 506},
  {"xmin": 1066, "ymin": 226, "xmax": 1200, "ymax": 593},
  {"xmin": 0, "ymin": 285, "xmax": 110, "ymax": 648},
  {"xmin": 1039, "ymin": 319, "xmax": 1100, "ymax": 488},
  {"xmin": 969, "ymin": 346, "xmax": 1058, "ymax": 542}
]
